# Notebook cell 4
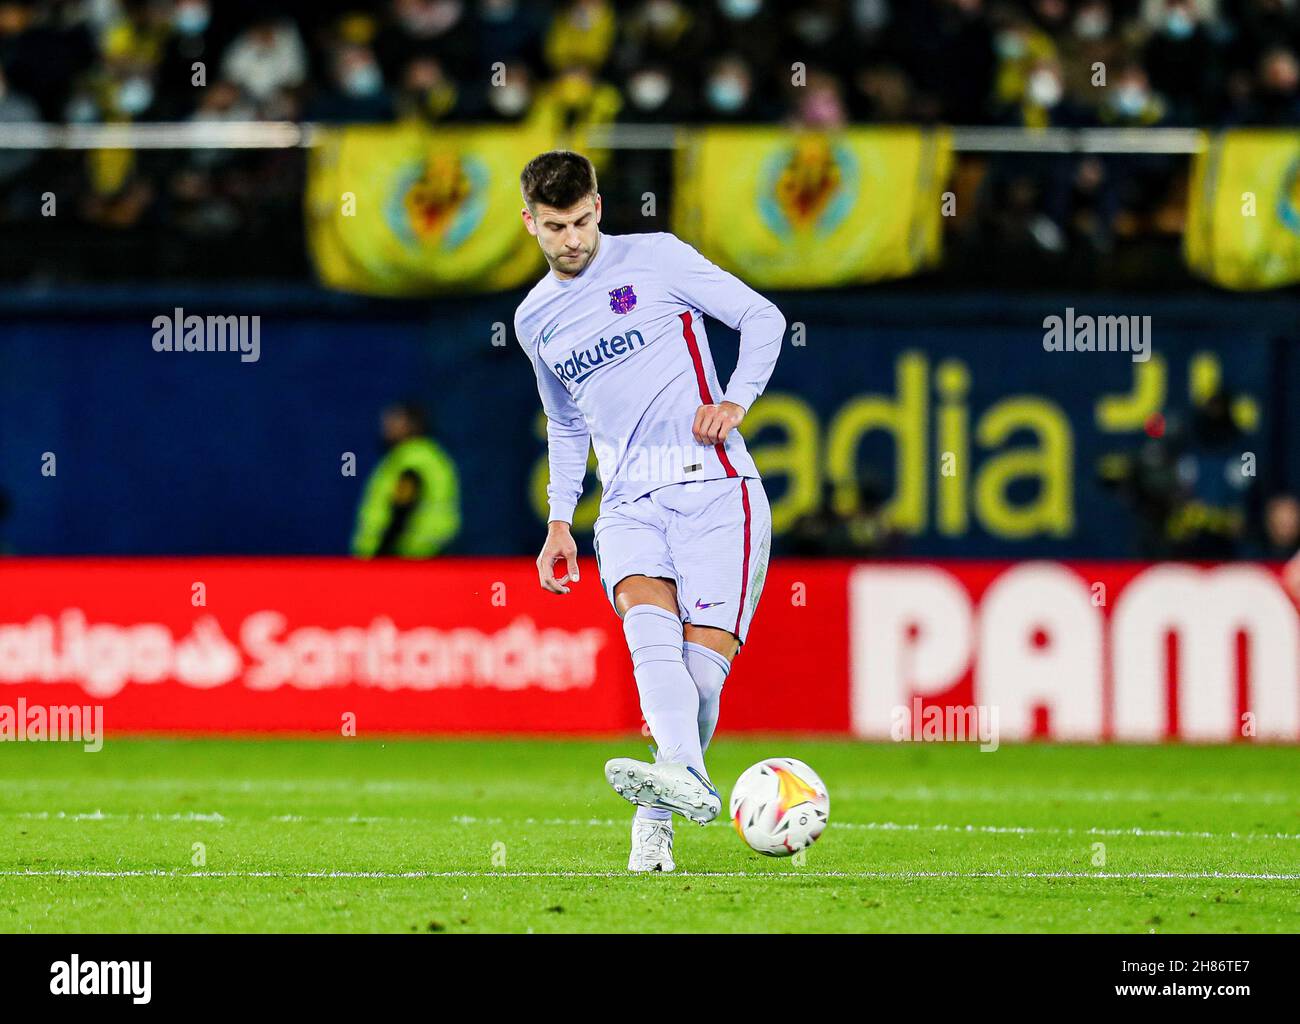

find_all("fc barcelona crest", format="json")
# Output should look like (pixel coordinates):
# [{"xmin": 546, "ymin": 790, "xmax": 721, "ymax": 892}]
[{"xmin": 609, "ymin": 285, "xmax": 637, "ymax": 314}]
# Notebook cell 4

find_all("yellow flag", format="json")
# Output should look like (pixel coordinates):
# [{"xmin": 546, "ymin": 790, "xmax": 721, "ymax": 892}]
[
  {"xmin": 672, "ymin": 127, "xmax": 952, "ymax": 288},
  {"xmin": 1186, "ymin": 130, "xmax": 1300, "ymax": 290},
  {"xmin": 306, "ymin": 123, "xmax": 548, "ymax": 295}
]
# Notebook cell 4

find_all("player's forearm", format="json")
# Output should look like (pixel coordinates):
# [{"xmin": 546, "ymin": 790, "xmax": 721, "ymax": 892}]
[
  {"xmin": 722, "ymin": 303, "xmax": 786, "ymax": 411},
  {"xmin": 545, "ymin": 420, "xmax": 590, "ymax": 524}
]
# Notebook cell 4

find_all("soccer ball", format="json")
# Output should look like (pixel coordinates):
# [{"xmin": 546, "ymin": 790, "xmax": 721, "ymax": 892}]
[{"xmin": 729, "ymin": 757, "xmax": 830, "ymax": 857}]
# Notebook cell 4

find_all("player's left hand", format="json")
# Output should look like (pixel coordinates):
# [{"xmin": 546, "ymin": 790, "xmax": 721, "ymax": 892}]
[{"xmin": 693, "ymin": 401, "xmax": 744, "ymax": 446}]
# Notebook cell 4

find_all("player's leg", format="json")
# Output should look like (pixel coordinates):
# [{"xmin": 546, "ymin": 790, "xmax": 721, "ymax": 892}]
[
  {"xmin": 682, "ymin": 624, "xmax": 735, "ymax": 751},
  {"xmin": 606, "ymin": 574, "xmax": 720, "ymax": 827},
  {"xmin": 594, "ymin": 507, "xmax": 721, "ymax": 846},
  {"xmin": 665, "ymin": 477, "xmax": 773, "ymax": 750},
  {"xmin": 614, "ymin": 574, "xmax": 707, "ymax": 777}
]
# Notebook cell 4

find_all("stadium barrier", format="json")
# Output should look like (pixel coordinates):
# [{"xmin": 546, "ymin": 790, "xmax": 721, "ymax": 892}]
[{"xmin": 0, "ymin": 558, "xmax": 1294, "ymax": 742}]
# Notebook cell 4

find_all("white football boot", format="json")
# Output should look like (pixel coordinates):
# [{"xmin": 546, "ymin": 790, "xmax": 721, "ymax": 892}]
[
  {"xmin": 628, "ymin": 817, "xmax": 675, "ymax": 873},
  {"xmin": 604, "ymin": 758, "xmax": 721, "ymax": 825}
]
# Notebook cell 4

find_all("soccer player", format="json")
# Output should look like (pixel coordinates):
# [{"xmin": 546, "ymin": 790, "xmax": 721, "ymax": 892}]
[{"xmin": 514, "ymin": 150, "xmax": 785, "ymax": 872}]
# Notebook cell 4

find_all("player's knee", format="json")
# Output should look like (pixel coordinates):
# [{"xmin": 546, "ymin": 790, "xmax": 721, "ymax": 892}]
[
  {"xmin": 683, "ymin": 624, "xmax": 739, "ymax": 662},
  {"xmin": 613, "ymin": 574, "xmax": 678, "ymax": 617},
  {"xmin": 622, "ymin": 603, "xmax": 685, "ymax": 669}
]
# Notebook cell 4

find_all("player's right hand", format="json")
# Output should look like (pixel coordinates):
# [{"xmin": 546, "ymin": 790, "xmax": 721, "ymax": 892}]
[{"xmin": 537, "ymin": 522, "xmax": 580, "ymax": 594}]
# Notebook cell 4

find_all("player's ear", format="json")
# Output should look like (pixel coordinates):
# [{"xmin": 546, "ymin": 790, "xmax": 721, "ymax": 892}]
[
  {"xmin": 593, "ymin": 194, "xmax": 602, "ymax": 223},
  {"xmin": 521, "ymin": 206, "xmax": 537, "ymax": 236}
]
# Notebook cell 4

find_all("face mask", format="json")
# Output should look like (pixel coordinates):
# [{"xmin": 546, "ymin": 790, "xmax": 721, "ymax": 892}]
[
  {"xmin": 479, "ymin": 0, "xmax": 516, "ymax": 23},
  {"xmin": 117, "ymin": 77, "xmax": 154, "ymax": 115},
  {"xmin": 67, "ymin": 95, "xmax": 99, "ymax": 123},
  {"xmin": 707, "ymin": 77, "xmax": 746, "ymax": 112},
  {"xmin": 344, "ymin": 63, "xmax": 383, "ymax": 98},
  {"xmin": 1115, "ymin": 84, "xmax": 1147, "ymax": 117},
  {"xmin": 995, "ymin": 31, "xmax": 1026, "ymax": 60},
  {"xmin": 1073, "ymin": 10, "xmax": 1109, "ymax": 40},
  {"xmin": 645, "ymin": 1, "xmax": 677, "ymax": 30},
  {"xmin": 174, "ymin": 3, "xmax": 210, "ymax": 35},
  {"xmin": 852, "ymin": 0, "xmax": 889, "ymax": 34},
  {"xmin": 1027, "ymin": 70, "xmax": 1062, "ymax": 108},
  {"xmin": 629, "ymin": 73, "xmax": 670, "ymax": 110},
  {"xmin": 1164, "ymin": 9, "xmax": 1194, "ymax": 39},
  {"xmin": 719, "ymin": 0, "xmax": 761, "ymax": 20},
  {"xmin": 491, "ymin": 83, "xmax": 529, "ymax": 115},
  {"xmin": 793, "ymin": 12, "xmax": 834, "ymax": 44}
]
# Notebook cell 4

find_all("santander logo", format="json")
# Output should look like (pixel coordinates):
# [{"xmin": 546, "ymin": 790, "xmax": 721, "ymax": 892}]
[{"xmin": 0, "ymin": 609, "xmax": 605, "ymax": 697}]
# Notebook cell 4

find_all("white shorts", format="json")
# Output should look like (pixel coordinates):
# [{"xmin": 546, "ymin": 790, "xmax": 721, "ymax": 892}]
[{"xmin": 593, "ymin": 476, "xmax": 772, "ymax": 644}]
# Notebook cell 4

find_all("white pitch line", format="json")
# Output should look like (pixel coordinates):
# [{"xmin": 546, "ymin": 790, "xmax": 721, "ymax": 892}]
[
  {"xmin": 12, "ymin": 811, "xmax": 1300, "ymax": 843},
  {"xmin": 2, "ymin": 869, "xmax": 1299, "ymax": 881},
  {"xmin": 5, "ymin": 779, "xmax": 1297, "ymax": 805},
  {"xmin": 448, "ymin": 815, "xmax": 1300, "ymax": 843}
]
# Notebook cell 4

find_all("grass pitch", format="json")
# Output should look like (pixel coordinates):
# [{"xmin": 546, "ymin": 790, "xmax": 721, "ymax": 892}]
[{"xmin": 1, "ymin": 737, "xmax": 1297, "ymax": 933}]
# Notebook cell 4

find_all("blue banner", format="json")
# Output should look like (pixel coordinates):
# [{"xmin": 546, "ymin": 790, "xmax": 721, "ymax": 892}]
[{"xmin": 1, "ymin": 287, "xmax": 1295, "ymax": 558}]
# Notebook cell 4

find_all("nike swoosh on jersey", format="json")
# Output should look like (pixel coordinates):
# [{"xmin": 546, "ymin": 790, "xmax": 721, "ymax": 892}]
[
  {"xmin": 694, "ymin": 598, "xmax": 726, "ymax": 610},
  {"xmin": 540, "ymin": 322, "xmax": 560, "ymax": 347}
]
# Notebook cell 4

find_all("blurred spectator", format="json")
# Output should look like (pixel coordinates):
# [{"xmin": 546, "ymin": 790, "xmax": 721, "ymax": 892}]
[
  {"xmin": 701, "ymin": 54, "xmax": 774, "ymax": 121},
  {"xmin": 788, "ymin": 68, "xmax": 849, "ymax": 128},
  {"xmin": 1099, "ymin": 390, "xmax": 1256, "ymax": 558},
  {"xmin": 478, "ymin": 60, "xmax": 535, "ymax": 122},
  {"xmin": 544, "ymin": 0, "xmax": 616, "ymax": 74},
  {"xmin": 393, "ymin": 55, "xmax": 459, "ymax": 123},
  {"xmin": 220, "ymin": 13, "xmax": 307, "ymax": 114},
  {"xmin": 1140, "ymin": 0, "xmax": 1221, "ymax": 124},
  {"xmin": 0, "ymin": 0, "xmax": 95, "ymax": 120},
  {"xmin": 353, "ymin": 402, "xmax": 461, "ymax": 559},
  {"xmin": 376, "ymin": 0, "xmax": 477, "ymax": 82},
  {"xmin": 615, "ymin": 0, "xmax": 706, "ymax": 76},
  {"xmin": 470, "ymin": 0, "xmax": 545, "ymax": 71},
  {"xmin": 308, "ymin": 42, "xmax": 395, "ymax": 123},
  {"xmin": 787, "ymin": 478, "xmax": 902, "ymax": 557},
  {"xmin": 618, "ymin": 63, "xmax": 693, "ymax": 122},
  {"xmin": 531, "ymin": 66, "xmax": 622, "ymax": 167},
  {"xmin": 0, "ymin": 60, "xmax": 38, "ymax": 198},
  {"xmin": 1262, "ymin": 493, "xmax": 1300, "ymax": 559},
  {"xmin": 1240, "ymin": 46, "xmax": 1300, "ymax": 124}
]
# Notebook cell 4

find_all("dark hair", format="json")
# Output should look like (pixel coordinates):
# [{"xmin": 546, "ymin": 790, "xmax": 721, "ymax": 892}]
[
  {"xmin": 386, "ymin": 400, "xmax": 428, "ymax": 434},
  {"xmin": 520, "ymin": 150, "xmax": 598, "ymax": 210}
]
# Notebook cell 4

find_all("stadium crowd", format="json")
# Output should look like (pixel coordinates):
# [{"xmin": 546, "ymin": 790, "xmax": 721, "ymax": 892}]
[
  {"xmin": 2, "ymin": 0, "xmax": 1298, "ymax": 130},
  {"xmin": 0, "ymin": 0, "xmax": 1298, "ymax": 279}
]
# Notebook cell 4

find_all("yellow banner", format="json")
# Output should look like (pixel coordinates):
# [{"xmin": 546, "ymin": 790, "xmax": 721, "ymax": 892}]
[
  {"xmin": 306, "ymin": 123, "xmax": 548, "ymax": 296},
  {"xmin": 672, "ymin": 127, "xmax": 952, "ymax": 289},
  {"xmin": 1185, "ymin": 130, "xmax": 1300, "ymax": 290}
]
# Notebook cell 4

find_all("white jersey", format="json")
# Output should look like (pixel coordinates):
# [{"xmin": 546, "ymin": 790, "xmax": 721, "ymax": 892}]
[{"xmin": 514, "ymin": 231, "xmax": 785, "ymax": 523}]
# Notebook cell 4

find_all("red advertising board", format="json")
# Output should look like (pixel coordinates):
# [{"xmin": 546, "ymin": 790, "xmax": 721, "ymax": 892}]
[{"xmin": 0, "ymin": 559, "xmax": 1295, "ymax": 741}]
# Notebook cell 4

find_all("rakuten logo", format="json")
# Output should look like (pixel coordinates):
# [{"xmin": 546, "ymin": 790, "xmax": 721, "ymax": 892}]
[
  {"xmin": 850, "ymin": 563, "xmax": 1300, "ymax": 741},
  {"xmin": 553, "ymin": 329, "xmax": 646, "ymax": 384},
  {"xmin": 0, "ymin": 610, "xmax": 605, "ymax": 696}
]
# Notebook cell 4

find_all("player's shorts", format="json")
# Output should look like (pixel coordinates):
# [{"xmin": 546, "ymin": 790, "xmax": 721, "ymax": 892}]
[{"xmin": 593, "ymin": 476, "xmax": 772, "ymax": 645}]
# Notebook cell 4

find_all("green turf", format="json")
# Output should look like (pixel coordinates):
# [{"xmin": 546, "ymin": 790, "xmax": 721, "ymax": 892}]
[{"xmin": 1, "ymin": 737, "xmax": 1297, "ymax": 933}]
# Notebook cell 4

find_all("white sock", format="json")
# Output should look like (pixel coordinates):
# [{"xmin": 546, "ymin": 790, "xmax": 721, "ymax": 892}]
[
  {"xmin": 623, "ymin": 605, "xmax": 703, "ymax": 823},
  {"xmin": 683, "ymin": 641, "xmax": 731, "ymax": 751}
]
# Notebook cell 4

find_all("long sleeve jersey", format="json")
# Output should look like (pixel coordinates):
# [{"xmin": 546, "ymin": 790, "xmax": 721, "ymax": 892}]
[{"xmin": 514, "ymin": 231, "xmax": 785, "ymax": 523}]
